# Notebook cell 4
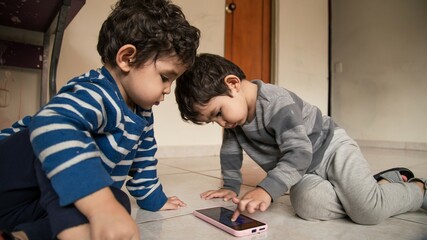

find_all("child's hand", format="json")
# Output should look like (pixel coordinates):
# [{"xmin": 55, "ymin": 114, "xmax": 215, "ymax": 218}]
[
  {"xmin": 73, "ymin": 187, "xmax": 140, "ymax": 240},
  {"xmin": 230, "ymin": 187, "xmax": 271, "ymax": 221},
  {"xmin": 200, "ymin": 188, "xmax": 237, "ymax": 201},
  {"xmin": 160, "ymin": 196, "xmax": 187, "ymax": 210}
]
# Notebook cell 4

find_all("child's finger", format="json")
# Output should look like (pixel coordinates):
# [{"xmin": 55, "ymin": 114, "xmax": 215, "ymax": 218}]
[
  {"xmin": 231, "ymin": 196, "xmax": 240, "ymax": 204},
  {"xmin": 200, "ymin": 190, "xmax": 216, "ymax": 199},
  {"xmin": 259, "ymin": 201, "xmax": 268, "ymax": 211},
  {"xmin": 203, "ymin": 193, "xmax": 215, "ymax": 200},
  {"xmin": 205, "ymin": 191, "xmax": 226, "ymax": 200},
  {"xmin": 223, "ymin": 192, "xmax": 235, "ymax": 201},
  {"xmin": 231, "ymin": 209, "xmax": 241, "ymax": 222},
  {"xmin": 246, "ymin": 201, "xmax": 259, "ymax": 213},
  {"xmin": 171, "ymin": 197, "xmax": 186, "ymax": 206},
  {"xmin": 176, "ymin": 199, "xmax": 187, "ymax": 207},
  {"xmin": 237, "ymin": 199, "xmax": 250, "ymax": 213}
]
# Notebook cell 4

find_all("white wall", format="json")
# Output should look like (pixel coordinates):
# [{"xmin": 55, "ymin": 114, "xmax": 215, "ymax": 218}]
[
  {"xmin": 153, "ymin": 0, "xmax": 225, "ymax": 156},
  {"xmin": 331, "ymin": 0, "xmax": 427, "ymax": 148},
  {"xmin": 276, "ymin": 0, "xmax": 329, "ymax": 114}
]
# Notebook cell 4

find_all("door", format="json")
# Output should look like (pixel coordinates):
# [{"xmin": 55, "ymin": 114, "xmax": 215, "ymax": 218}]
[{"xmin": 225, "ymin": 0, "xmax": 271, "ymax": 83}]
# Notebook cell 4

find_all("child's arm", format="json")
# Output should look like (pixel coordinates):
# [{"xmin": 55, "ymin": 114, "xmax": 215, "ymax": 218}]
[
  {"xmin": 196, "ymin": 129, "xmax": 244, "ymax": 202},
  {"xmin": 74, "ymin": 187, "xmax": 140, "ymax": 239},
  {"xmin": 127, "ymin": 108, "xmax": 180, "ymax": 211},
  {"xmin": 219, "ymin": 129, "xmax": 245, "ymax": 194},
  {"xmin": 199, "ymin": 130, "xmax": 242, "ymax": 202}
]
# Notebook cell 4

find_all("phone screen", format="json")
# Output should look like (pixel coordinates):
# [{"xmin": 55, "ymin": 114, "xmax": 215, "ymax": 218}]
[{"xmin": 195, "ymin": 207, "xmax": 266, "ymax": 230}]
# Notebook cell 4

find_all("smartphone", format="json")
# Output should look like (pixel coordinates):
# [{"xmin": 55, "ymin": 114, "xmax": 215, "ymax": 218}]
[{"xmin": 193, "ymin": 207, "xmax": 268, "ymax": 237}]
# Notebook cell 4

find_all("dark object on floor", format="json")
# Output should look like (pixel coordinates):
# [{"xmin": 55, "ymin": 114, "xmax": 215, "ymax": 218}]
[{"xmin": 374, "ymin": 167, "xmax": 415, "ymax": 183}]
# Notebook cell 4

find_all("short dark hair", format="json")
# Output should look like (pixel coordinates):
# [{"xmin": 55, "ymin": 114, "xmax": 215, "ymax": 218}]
[
  {"xmin": 97, "ymin": 0, "xmax": 200, "ymax": 68},
  {"xmin": 175, "ymin": 53, "xmax": 246, "ymax": 124}
]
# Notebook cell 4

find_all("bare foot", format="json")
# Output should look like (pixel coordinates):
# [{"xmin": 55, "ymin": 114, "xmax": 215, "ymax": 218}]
[{"xmin": 378, "ymin": 174, "xmax": 408, "ymax": 185}]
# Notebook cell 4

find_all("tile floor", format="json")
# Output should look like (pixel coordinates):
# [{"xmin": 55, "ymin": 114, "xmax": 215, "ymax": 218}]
[{"xmin": 126, "ymin": 147, "xmax": 427, "ymax": 240}]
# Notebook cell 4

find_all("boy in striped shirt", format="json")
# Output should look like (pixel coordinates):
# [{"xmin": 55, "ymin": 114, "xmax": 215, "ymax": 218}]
[{"xmin": 0, "ymin": 0, "xmax": 199, "ymax": 239}]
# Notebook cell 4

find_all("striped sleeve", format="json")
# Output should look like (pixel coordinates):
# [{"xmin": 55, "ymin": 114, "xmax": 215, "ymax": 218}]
[
  {"xmin": 0, "ymin": 116, "xmax": 32, "ymax": 140},
  {"xmin": 28, "ymin": 78, "xmax": 115, "ymax": 206},
  {"xmin": 126, "ymin": 110, "xmax": 167, "ymax": 211}
]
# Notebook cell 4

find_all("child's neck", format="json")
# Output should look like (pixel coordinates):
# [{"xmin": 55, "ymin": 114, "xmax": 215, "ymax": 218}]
[
  {"xmin": 105, "ymin": 65, "xmax": 136, "ymax": 111},
  {"xmin": 241, "ymin": 80, "xmax": 258, "ymax": 123}
]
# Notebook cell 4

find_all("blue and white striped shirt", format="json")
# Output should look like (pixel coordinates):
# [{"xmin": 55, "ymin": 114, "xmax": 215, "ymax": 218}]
[{"xmin": 0, "ymin": 67, "xmax": 167, "ymax": 211}]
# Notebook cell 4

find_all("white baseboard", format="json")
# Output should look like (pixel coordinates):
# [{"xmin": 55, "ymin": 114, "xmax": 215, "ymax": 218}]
[
  {"xmin": 157, "ymin": 141, "xmax": 427, "ymax": 159},
  {"xmin": 156, "ymin": 145, "xmax": 221, "ymax": 158},
  {"xmin": 355, "ymin": 139, "xmax": 427, "ymax": 151}
]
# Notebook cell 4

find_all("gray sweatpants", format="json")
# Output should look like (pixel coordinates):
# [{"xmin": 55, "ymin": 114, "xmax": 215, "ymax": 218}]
[{"xmin": 289, "ymin": 128, "xmax": 423, "ymax": 224}]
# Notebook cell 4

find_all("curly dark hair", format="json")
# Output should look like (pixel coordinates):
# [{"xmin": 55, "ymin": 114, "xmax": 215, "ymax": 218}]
[
  {"xmin": 175, "ymin": 53, "xmax": 246, "ymax": 124},
  {"xmin": 97, "ymin": 0, "xmax": 200, "ymax": 68}
]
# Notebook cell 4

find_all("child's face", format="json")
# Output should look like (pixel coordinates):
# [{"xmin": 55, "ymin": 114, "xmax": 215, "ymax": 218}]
[
  {"xmin": 195, "ymin": 89, "xmax": 249, "ymax": 128},
  {"xmin": 123, "ymin": 55, "xmax": 187, "ymax": 109}
]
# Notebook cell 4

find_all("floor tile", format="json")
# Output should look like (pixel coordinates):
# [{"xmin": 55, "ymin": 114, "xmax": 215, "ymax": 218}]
[
  {"xmin": 159, "ymin": 156, "xmax": 220, "ymax": 172},
  {"xmin": 128, "ymin": 147, "xmax": 427, "ymax": 239},
  {"xmin": 134, "ymin": 172, "xmax": 253, "ymax": 223}
]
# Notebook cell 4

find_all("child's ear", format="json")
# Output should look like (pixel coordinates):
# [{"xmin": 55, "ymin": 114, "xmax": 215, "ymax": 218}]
[
  {"xmin": 224, "ymin": 75, "xmax": 241, "ymax": 92},
  {"xmin": 116, "ymin": 44, "xmax": 137, "ymax": 72}
]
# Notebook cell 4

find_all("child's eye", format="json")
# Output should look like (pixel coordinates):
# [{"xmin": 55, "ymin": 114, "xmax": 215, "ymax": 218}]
[
  {"xmin": 216, "ymin": 111, "xmax": 222, "ymax": 117},
  {"xmin": 161, "ymin": 75, "xmax": 169, "ymax": 82}
]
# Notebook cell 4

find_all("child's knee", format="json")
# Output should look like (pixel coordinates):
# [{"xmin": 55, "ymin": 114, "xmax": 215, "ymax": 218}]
[
  {"xmin": 290, "ymin": 189, "xmax": 343, "ymax": 221},
  {"xmin": 290, "ymin": 175, "xmax": 346, "ymax": 221},
  {"xmin": 346, "ymin": 210, "xmax": 385, "ymax": 225}
]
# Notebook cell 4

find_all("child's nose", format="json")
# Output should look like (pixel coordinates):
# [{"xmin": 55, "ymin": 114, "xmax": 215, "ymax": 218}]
[
  {"xmin": 216, "ymin": 119, "xmax": 226, "ymax": 128},
  {"xmin": 163, "ymin": 85, "xmax": 171, "ymax": 94}
]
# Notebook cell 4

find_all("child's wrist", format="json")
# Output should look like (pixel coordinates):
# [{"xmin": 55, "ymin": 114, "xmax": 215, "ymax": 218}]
[{"xmin": 74, "ymin": 187, "xmax": 118, "ymax": 218}]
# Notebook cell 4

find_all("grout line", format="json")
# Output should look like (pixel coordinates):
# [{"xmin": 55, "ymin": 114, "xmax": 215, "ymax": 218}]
[
  {"xmin": 159, "ymin": 163, "xmax": 263, "ymax": 188},
  {"xmin": 392, "ymin": 216, "xmax": 427, "ymax": 225},
  {"xmin": 135, "ymin": 213, "xmax": 193, "ymax": 224}
]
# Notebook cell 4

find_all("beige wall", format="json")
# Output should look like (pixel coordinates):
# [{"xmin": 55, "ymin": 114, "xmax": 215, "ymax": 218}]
[
  {"xmin": 0, "ymin": 26, "xmax": 43, "ymax": 129},
  {"xmin": 276, "ymin": 0, "xmax": 329, "ymax": 114},
  {"xmin": 331, "ymin": 0, "xmax": 427, "ymax": 148},
  {"xmin": 0, "ymin": 68, "xmax": 40, "ymax": 129}
]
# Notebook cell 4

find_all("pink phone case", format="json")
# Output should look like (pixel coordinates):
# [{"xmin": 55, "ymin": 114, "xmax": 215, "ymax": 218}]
[{"xmin": 193, "ymin": 207, "xmax": 268, "ymax": 237}]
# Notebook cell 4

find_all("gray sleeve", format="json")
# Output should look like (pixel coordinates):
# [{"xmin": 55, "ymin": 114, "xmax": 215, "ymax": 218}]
[
  {"xmin": 220, "ymin": 129, "xmax": 243, "ymax": 195},
  {"xmin": 258, "ymin": 101, "xmax": 313, "ymax": 201}
]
